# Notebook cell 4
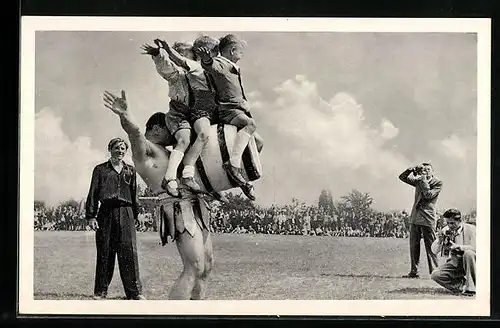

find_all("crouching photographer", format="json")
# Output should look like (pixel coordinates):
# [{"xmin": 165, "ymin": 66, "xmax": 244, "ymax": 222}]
[{"xmin": 430, "ymin": 208, "xmax": 476, "ymax": 296}]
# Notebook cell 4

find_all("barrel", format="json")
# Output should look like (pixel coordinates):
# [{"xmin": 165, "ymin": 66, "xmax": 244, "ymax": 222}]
[{"xmin": 177, "ymin": 123, "xmax": 262, "ymax": 194}]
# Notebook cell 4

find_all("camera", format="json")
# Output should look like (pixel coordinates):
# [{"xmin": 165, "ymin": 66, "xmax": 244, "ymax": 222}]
[{"xmin": 441, "ymin": 228, "xmax": 464, "ymax": 257}]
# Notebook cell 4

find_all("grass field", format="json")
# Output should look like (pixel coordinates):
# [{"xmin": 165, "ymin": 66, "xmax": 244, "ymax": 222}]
[{"xmin": 34, "ymin": 231, "xmax": 465, "ymax": 300}]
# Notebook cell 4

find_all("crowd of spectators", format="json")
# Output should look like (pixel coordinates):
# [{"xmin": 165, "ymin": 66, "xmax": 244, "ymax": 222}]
[{"xmin": 33, "ymin": 199, "xmax": 476, "ymax": 238}]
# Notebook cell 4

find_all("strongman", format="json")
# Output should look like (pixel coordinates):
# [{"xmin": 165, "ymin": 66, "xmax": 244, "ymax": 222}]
[{"xmin": 85, "ymin": 137, "xmax": 145, "ymax": 300}]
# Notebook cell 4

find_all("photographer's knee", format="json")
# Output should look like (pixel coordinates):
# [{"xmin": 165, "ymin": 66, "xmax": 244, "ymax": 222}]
[
  {"xmin": 430, "ymin": 269, "xmax": 441, "ymax": 282},
  {"xmin": 463, "ymin": 249, "xmax": 475, "ymax": 260}
]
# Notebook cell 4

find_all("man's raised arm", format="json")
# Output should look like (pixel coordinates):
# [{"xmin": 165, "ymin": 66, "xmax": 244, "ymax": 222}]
[
  {"xmin": 103, "ymin": 90, "xmax": 149, "ymax": 161},
  {"xmin": 399, "ymin": 166, "xmax": 418, "ymax": 187}
]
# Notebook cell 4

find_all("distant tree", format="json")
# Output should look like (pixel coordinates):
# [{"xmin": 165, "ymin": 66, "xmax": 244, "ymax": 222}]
[
  {"xmin": 60, "ymin": 199, "xmax": 79, "ymax": 209},
  {"xmin": 318, "ymin": 189, "xmax": 335, "ymax": 215},
  {"xmin": 339, "ymin": 189, "xmax": 374, "ymax": 229},
  {"xmin": 34, "ymin": 200, "xmax": 46, "ymax": 211},
  {"xmin": 217, "ymin": 192, "xmax": 256, "ymax": 212}
]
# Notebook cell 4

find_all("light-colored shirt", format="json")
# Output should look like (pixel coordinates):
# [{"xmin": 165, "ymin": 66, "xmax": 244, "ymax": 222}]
[
  {"xmin": 431, "ymin": 224, "xmax": 476, "ymax": 259},
  {"xmin": 185, "ymin": 59, "xmax": 211, "ymax": 92},
  {"xmin": 152, "ymin": 49, "xmax": 190, "ymax": 106}
]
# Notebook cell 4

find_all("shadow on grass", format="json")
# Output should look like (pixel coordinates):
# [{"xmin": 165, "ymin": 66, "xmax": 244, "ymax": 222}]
[
  {"xmin": 320, "ymin": 273, "xmax": 412, "ymax": 279},
  {"xmin": 34, "ymin": 292, "xmax": 126, "ymax": 300},
  {"xmin": 387, "ymin": 287, "xmax": 459, "ymax": 296}
]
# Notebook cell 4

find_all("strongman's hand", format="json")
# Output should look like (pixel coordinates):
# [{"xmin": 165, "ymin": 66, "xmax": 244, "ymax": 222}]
[
  {"xmin": 88, "ymin": 218, "xmax": 99, "ymax": 231},
  {"xmin": 103, "ymin": 90, "xmax": 128, "ymax": 115}
]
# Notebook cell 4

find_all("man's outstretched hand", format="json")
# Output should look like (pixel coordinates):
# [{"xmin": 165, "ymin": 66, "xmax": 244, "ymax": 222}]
[
  {"xmin": 141, "ymin": 44, "xmax": 160, "ymax": 57},
  {"xmin": 103, "ymin": 90, "xmax": 128, "ymax": 115}
]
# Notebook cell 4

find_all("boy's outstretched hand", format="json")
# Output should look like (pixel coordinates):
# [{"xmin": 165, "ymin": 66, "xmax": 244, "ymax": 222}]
[
  {"xmin": 154, "ymin": 39, "xmax": 170, "ymax": 50},
  {"xmin": 196, "ymin": 46, "xmax": 212, "ymax": 62},
  {"xmin": 141, "ymin": 44, "xmax": 160, "ymax": 57}
]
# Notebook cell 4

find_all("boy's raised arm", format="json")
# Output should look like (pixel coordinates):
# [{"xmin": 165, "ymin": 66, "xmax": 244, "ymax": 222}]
[
  {"xmin": 154, "ymin": 39, "xmax": 191, "ymax": 71},
  {"xmin": 198, "ymin": 46, "xmax": 225, "ymax": 74}
]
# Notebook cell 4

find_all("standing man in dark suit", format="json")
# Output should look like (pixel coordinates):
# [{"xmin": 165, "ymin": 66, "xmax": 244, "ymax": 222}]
[
  {"xmin": 399, "ymin": 163, "xmax": 443, "ymax": 278},
  {"xmin": 86, "ymin": 137, "xmax": 146, "ymax": 300}
]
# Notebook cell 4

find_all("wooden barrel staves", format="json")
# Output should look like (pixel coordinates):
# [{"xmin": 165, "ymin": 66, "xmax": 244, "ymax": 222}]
[{"xmin": 178, "ymin": 123, "xmax": 262, "ymax": 194}]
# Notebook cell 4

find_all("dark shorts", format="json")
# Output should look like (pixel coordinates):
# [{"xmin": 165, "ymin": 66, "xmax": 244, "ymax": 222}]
[
  {"xmin": 166, "ymin": 96, "xmax": 218, "ymax": 137},
  {"xmin": 166, "ymin": 100, "xmax": 192, "ymax": 136},
  {"xmin": 191, "ymin": 90, "xmax": 219, "ymax": 124},
  {"xmin": 218, "ymin": 102, "xmax": 253, "ymax": 124}
]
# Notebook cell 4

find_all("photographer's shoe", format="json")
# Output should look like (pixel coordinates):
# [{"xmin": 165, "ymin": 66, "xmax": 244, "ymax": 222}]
[
  {"xmin": 402, "ymin": 272, "xmax": 420, "ymax": 279},
  {"xmin": 461, "ymin": 290, "xmax": 475, "ymax": 297}
]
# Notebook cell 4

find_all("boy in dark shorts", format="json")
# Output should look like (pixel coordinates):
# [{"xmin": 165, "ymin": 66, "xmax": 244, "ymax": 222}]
[
  {"xmin": 141, "ymin": 41, "xmax": 195, "ymax": 197},
  {"xmin": 199, "ymin": 34, "xmax": 261, "ymax": 201}
]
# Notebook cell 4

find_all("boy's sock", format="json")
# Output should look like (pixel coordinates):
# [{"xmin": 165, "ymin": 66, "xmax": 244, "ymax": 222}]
[
  {"xmin": 229, "ymin": 130, "xmax": 252, "ymax": 168},
  {"xmin": 165, "ymin": 149, "xmax": 184, "ymax": 185},
  {"xmin": 182, "ymin": 165, "xmax": 195, "ymax": 178}
]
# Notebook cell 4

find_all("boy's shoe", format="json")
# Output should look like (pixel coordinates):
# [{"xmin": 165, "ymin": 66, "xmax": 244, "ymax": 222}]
[
  {"xmin": 182, "ymin": 177, "xmax": 202, "ymax": 193},
  {"xmin": 223, "ymin": 161, "xmax": 246, "ymax": 186},
  {"xmin": 161, "ymin": 178, "xmax": 180, "ymax": 197},
  {"xmin": 210, "ymin": 191, "xmax": 229, "ymax": 203},
  {"xmin": 240, "ymin": 183, "xmax": 256, "ymax": 201}
]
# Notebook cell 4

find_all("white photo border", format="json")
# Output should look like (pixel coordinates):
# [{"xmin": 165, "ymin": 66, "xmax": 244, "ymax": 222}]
[{"xmin": 19, "ymin": 16, "xmax": 491, "ymax": 316}]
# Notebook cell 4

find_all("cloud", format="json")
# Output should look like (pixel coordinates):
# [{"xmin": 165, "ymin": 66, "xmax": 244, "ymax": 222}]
[
  {"xmin": 265, "ymin": 76, "xmax": 408, "ymax": 177},
  {"xmin": 252, "ymin": 75, "xmax": 412, "ymax": 211},
  {"xmin": 380, "ymin": 119, "xmax": 399, "ymax": 140},
  {"xmin": 35, "ymin": 108, "xmax": 109, "ymax": 207},
  {"xmin": 436, "ymin": 134, "xmax": 467, "ymax": 160}
]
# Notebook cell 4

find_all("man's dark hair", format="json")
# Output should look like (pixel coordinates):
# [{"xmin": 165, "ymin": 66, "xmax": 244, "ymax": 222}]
[
  {"xmin": 146, "ymin": 112, "xmax": 166, "ymax": 132},
  {"xmin": 443, "ymin": 208, "xmax": 462, "ymax": 221}
]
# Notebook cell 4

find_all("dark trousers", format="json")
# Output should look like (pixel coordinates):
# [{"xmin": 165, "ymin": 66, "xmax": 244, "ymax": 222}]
[
  {"xmin": 409, "ymin": 223, "xmax": 439, "ymax": 275},
  {"xmin": 94, "ymin": 204, "xmax": 142, "ymax": 298}
]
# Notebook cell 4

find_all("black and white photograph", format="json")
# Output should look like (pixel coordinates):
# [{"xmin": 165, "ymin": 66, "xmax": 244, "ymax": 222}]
[{"xmin": 19, "ymin": 17, "xmax": 491, "ymax": 316}]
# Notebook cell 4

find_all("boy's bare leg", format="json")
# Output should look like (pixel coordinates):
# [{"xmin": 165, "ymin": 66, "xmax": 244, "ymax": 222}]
[
  {"xmin": 190, "ymin": 228, "xmax": 213, "ymax": 300},
  {"xmin": 164, "ymin": 129, "xmax": 191, "ymax": 197},
  {"xmin": 168, "ymin": 223, "xmax": 205, "ymax": 300},
  {"xmin": 182, "ymin": 117, "xmax": 211, "ymax": 192}
]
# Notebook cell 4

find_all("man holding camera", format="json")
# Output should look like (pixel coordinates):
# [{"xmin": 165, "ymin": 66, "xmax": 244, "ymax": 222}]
[
  {"xmin": 399, "ymin": 163, "xmax": 442, "ymax": 278},
  {"xmin": 430, "ymin": 208, "xmax": 476, "ymax": 296}
]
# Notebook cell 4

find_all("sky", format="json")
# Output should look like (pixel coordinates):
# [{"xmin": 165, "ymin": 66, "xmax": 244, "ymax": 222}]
[{"xmin": 34, "ymin": 31, "xmax": 478, "ymax": 212}]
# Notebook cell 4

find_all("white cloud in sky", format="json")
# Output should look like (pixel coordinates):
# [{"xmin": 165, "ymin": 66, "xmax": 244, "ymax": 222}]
[
  {"xmin": 264, "ymin": 76, "xmax": 409, "ymax": 178},
  {"xmin": 35, "ymin": 107, "xmax": 146, "ymax": 207},
  {"xmin": 252, "ymin": 75, "xmax": 413, "ymax": 210},
  {"xmin": 380, "ymin": 119, "xmax": 399, "ymax": 140}
]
